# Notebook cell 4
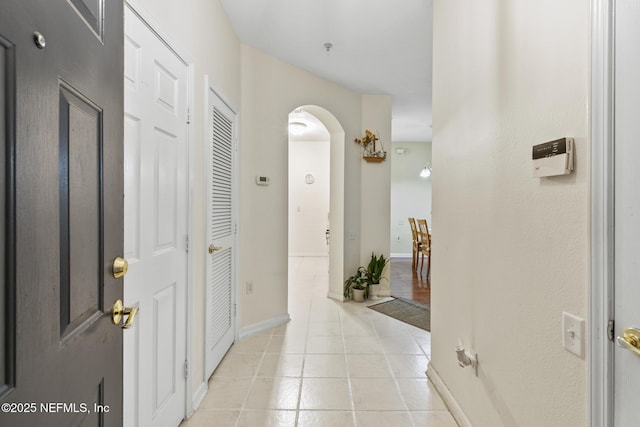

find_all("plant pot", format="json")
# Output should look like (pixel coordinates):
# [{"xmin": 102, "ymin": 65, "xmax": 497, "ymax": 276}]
[
  {"xmin": 352, "ymin": 288, "xmax": 365, "ymax": 302},
  {"xmin": 369, "ymin": 283, "xmax": 380, "ymax": 301}
]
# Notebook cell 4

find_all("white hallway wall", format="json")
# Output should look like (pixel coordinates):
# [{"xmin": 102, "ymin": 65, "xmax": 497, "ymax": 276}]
[
  {"xmin": 390, "ymin": 141, "xmax": 432, "ymax": 257},
  {"xmin": 359, "ymin": 96, "xmax": 392, "ymax": 267},
  {"xmin": 240, "ymin": 45, "xmax": 392, "ymax": 328},
  {"xmin": 288, "ymin": 139, "xmax": 330, "ymax": 257},
  {"xmin": 431, "ymin": 0, "xmax": 589, "ymax": 426}
]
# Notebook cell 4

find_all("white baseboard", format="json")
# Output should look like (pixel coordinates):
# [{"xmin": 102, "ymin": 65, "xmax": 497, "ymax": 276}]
[
  {"xmin": 288, "ymin": 253, "xmax": 329, "ymax": 257},
  {"xmin": 327, "ymin": 290, "xmax": 345, "ymax": 302},
  {"xmin": 239, "ymin": 314, "xmax": 291, "ymax": 339},
  {"xmin": 190, "ymin": 380, "xmax": 208, "ymax": 415},
  {"xmin": 427, "ymin": 365, "xmax": 472, "ymax": 427},
  {"xmin": 390, "ymin": 253, "xmax": 412, "ymax": 258}
]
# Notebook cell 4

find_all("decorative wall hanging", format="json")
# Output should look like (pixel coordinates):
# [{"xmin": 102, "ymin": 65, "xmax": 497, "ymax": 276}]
[{"xmin": 354, "ymin": 129, "xmax": 386, "ymax": 162}]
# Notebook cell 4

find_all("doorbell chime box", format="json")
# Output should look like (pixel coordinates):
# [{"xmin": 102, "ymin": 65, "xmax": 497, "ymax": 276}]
[{"xmin": 532, "ymin": 137, "xmax": 574, "ymax": 178}]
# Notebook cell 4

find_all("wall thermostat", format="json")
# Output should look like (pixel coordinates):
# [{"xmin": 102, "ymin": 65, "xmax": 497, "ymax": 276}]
[
  {"xmin": 532, "ymin": 137, "xmax": 574, "ymax": 178},
  {"xmin": 255, "ymin": 176, "xmax": 270, "ymax": 186}
]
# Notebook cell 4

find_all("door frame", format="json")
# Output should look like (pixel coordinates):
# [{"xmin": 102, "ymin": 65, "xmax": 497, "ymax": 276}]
[
  {"xmin": 590, "ymin": 0, "xmax": 615, "ymax": 425},
  {"xmin": 123, "ymin": 0, "xmax": 197, "ymax": 420}
]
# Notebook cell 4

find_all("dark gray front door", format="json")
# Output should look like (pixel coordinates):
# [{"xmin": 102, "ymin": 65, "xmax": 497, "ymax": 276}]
[{"xmin": 1, "ymin": 0, "xmax": 124, "ymax": 426}]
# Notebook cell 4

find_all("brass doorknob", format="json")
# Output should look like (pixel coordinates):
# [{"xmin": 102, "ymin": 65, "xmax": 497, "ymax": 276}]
[
  {"xmin": 616, "ymin": 328, "xmax": 640, "ymax": 358},
  {"xmin": 208, "ymin": 244, "xmax": 222, "ymax": 254},
  {"xmin": 113, "ymin": 257, "xmax": 128, "ymax": 279},
  {"xmin": 112, "ymin": 299, "xmax": 139, "ymax": 329}
]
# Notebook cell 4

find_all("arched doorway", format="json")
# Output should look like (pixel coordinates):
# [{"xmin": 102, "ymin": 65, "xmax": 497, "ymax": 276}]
[{"xmin": 287, "ymin": 105, "xmax": 345, "ymax": 301}]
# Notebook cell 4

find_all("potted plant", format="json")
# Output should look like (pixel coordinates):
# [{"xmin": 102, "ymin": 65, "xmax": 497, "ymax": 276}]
[
  {"xmin": 365, "ymin": 253, "xmax": 388, "ymax": 301},
  {"xmin": 344, "ymin": 253, "xmax": 389, "ymax": 302},
  {"xmin": 344, "ymin": 267, "xmax": 367, "ymax": 302}
]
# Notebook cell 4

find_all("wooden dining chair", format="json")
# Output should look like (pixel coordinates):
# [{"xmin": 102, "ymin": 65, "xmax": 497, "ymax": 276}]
[
  {"xmin": 408, "ymin": 217, "xmax": 421, "ymax": 271},
  {"xmin": 417, "ymin": 218, "xmax": 431, "ymax": 279}
]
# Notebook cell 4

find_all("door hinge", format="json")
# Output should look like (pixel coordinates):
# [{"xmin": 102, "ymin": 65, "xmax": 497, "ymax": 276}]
[
  {"xmin": 234, "ymin": 303, "xmax": 237, "ymax": 317},
  {"xmin": 186, "ymin": 107, "xmax": 191, "ymax": 124},
  {"xmin": 234, "ymin": 224, "xmax": 237, "ymax": 235},
  {"xmin": 185, "ymin": 235, "xmax": 190, "ymax": 253},
  {"xmin": 608, "ymin": 319, "xmax": 615, "ymax": 342},
  {"xmin": 184, "ymin": 360, "xmax": 188, "ymax": 379}
]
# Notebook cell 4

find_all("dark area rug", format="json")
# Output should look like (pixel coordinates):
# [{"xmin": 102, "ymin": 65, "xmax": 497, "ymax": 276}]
[{"xmin": 368, "ymin": 297, "xmax": 430, "ymax": 331}]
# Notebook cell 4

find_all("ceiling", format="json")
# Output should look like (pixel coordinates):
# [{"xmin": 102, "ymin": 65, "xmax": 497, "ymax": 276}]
[
  {"xmin": 288, "ymin": 109, "xmax": 330, "ymax": 142},
  {"xmin": 220, "ymin": 0, "xmax": 433, "ymax": 143}
]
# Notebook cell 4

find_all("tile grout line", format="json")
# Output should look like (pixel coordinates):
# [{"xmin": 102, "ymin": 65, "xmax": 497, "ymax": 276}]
[
  {"xmin": 293, "ymin": 311, "xmax": 310, "ymax": 425},
  {"xmin": 294, "ymin": 268, "xmax": 314, "ymax": 426},
  {"xmin": 197, "ymin": 257, "xmax": 438, "ymax": 426},
  {"xmin": 370, "ymin": 312, "xmax": 419, "ymax": 427},
  {"xmin": 339, "ymin": 302, "xmax": 358, "ymax": 426},
  {"xmin": 232, "ymin": 333, "xmax": 271, "ymax": 427}
]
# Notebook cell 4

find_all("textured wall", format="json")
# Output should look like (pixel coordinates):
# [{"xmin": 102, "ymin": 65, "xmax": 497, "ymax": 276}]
[
  {"xmin": 360, "ymin": 95, "xmax": 392, "ymax": 266},
  {"xmin": 239, "ymin": 45, "xmax": 365, "ymax": 326},
  {"xmin": 430, "ymin": 0, "xmax": 590, "ymax": 425}
]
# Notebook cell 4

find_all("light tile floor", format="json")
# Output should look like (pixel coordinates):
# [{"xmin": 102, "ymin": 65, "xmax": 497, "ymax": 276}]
[{"xmin": 181, "ymin": 257, "xmax": 457, "ymax": 427}]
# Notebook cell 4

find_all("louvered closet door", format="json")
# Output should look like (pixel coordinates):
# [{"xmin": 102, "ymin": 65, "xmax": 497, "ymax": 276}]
[{"xmin": 205, "ymin": 86, "xmax": 237, "ymax": 377}]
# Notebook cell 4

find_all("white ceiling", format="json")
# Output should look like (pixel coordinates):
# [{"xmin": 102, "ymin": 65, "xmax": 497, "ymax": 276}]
[
  {"xmin": 220, "ymin": 0, "xmax": 433, "ymax": 143},
  {"xmin": 288, "ymin": 109, "xmax": 330, "ymax": 142}
]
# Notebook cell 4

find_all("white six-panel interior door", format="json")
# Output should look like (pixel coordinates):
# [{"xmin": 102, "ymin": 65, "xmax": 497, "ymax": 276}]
[
  {"xmin": 614, "ymin": 1, "xmax": 640, "ymax": 424},
  {"xmin": 205, "ymin": 84, "xmax": 237, "ymax": 378},
  {"xmin": 123, "ymin": 6, "xmax": 190, "ymax": 427}
]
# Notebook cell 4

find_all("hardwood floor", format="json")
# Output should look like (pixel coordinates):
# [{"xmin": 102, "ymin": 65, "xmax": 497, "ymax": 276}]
[{"xmin": 389, "ymin": 257, "xmax": 431, "ymax": 305}]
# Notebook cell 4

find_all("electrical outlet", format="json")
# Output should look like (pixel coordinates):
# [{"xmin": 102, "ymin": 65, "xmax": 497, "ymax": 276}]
[
  {"xmin": 246, "ymin": 281, "xmax": 254, "ymax": 295},
  {"xmin": 562, "ymin": 312, "xmax": 585, "ymax": 358}
]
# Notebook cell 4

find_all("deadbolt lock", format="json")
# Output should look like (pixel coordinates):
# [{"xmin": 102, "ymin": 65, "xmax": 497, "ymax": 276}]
[{"xmin": 113, "ymin": 257, "xmax": 128, "ymax": 279}]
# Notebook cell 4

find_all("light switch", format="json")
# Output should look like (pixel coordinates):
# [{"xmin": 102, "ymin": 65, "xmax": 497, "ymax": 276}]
[{"xmin": 562, "ymin": 312, "xmax": 585, "ymax": 358}]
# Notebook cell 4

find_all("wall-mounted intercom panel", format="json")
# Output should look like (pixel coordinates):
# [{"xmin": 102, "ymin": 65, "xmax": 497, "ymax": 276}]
[{"xmin": 532, "ymin": 137, "xmax": 574, "ymax": 178}]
